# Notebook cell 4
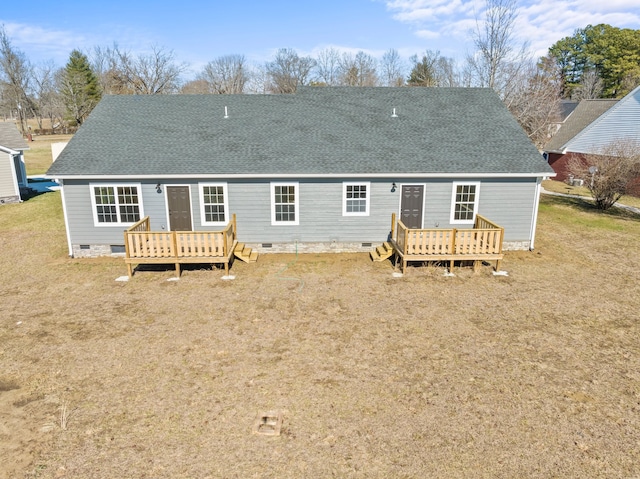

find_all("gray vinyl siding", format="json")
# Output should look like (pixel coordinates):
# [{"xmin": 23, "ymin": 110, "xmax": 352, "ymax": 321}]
[
  {"xmin": 0, "ymin": 152, "xmax": 18, "ymax": 198},
  {"xmin": 62, "ymin": 180, "xmax": 167, "ymax": 246},
  {"xmin": 416, "ymin": 178, "xmax": 536, "ymax": 241},
  {"xmin": 229, "ymin": 179, "xmax": 397, "ymax": 244},
  {"xmin": 62, "ymin": 176, "xmax": 538, "ymax": 249},
  {"xmin": 476, "ymin": 178, "xmax": 537, "ymax": 241}
]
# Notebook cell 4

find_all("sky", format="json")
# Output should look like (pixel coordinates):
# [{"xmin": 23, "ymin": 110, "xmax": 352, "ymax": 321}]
[{"xmin": 1, "ymin": 0, "xmax": 639, "ymax": 79}]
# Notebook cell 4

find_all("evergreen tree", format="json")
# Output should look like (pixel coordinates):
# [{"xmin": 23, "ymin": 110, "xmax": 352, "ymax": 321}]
[
  {"xmin": 548, "ymin": 24, "xmax": 640, "ymax": 98},
  {"xmin": 60, "ymin": 49, "xmax": 101, "ymax": 125},
  {"xmin": 408, "ymin": 53, "xmax": 438, "ymax": 86}
]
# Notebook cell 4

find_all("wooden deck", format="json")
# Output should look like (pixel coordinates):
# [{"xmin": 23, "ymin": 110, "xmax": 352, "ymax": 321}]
[
  {"xmin": 124, "ymin": 215, "xmax": 238, "ymax": 277},
  {"xmin": 390, "ymin": 214, "xmax": 504, "ymax": 274}
]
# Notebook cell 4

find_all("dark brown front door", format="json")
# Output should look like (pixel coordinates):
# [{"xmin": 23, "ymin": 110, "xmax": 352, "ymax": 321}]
[
  {"xmin": 400, "ymin": 185, "xmax": 424, "ymax": 229},
  {"xmin": 167, "ymin": 186, "xmax": 192, "ymax": 231}
]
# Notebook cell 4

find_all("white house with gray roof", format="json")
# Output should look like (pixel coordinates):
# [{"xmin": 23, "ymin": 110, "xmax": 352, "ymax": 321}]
[
  {"xmin": 0, "ymin": 122, "xmax": 29, "ymax": 204},
  {"xmin": 47, "ymin": 87, "xmax": 553, "ymax": 257}
]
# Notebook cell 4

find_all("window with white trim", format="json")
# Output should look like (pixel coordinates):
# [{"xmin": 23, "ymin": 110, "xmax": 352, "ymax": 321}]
[
  {"xmin": 271, "ymin": 182, "xmax": 299, "ymax": 225},
  {"xmin": 343, "ymin": 182, "xmax": 370, "ymax": 216},
  {"xmin": 199, "ymin": 183, "xmax": 228, "ymax": 225},
  {"xmin": 450, "ymin": 182, "xmax": 480, "ymax": 224},
  {"xmin": 91, "ymin": 184, "xmax": 142, "ymax": 226}
]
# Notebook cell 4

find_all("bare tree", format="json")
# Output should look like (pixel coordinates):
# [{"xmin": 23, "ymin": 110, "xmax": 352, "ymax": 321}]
[
  {"xmin": 314, "ymin": 47, "xmax": 341, "ymax": 86},
  {"xmin": 465, "ymin": 0, "xmax": 560, "ymax": 148},
  {"xmin": 503, "ymin": 58, "xmax": 562, "ymax": 149},
  {"xmin": 180, "ymin": 79, "xmax": 210, "ymax": 94},
  {"xmin": 573, "ymin": 69, "xmax": 603, "ymax": 100},
  {"xmin": 0, "ymin": 26, "xmax": 34, "ymax": 134},
  {"xmin": 568, "ymin": 139, "xmax": 640, "ymax": 209},
  {"xmin": 380, "ymin": 49, "xmax": 405, "ymax": 87},
  {"xmin": 265, "ymin": 48, "xmax": 316, "ymax": 93},
  {"xmin": 245, "ymin": 63, "xmax": 269, "ymax": 94},
  {"xmin": 92, "ymin": 44, "xmax": 132, "ymax": 94},
  {"xmin": 338, "ymin": 51, "xmax": 378, "ymax": 86},
  {"xmin": 104, "ymin": 45, "xmax": 187, "ymax": 94},
  {"xmin": 197, "ymin": 54, "xmax": 248, "ymax": 94},
  {"xmin": 31, "ymin": 60, "xmax": 60, "ymax": 130},
  {"xmin": 466, "ymin": 0, "xmax": 528, "ymax": 97},
  {"xmin": 434, "ymin": 56, "xmax": 461, "ymax": 87}
]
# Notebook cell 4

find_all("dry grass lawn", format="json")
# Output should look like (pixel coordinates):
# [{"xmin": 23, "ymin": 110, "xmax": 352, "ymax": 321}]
[
  {"xmin": 1, "ymin": 191, "xmax": 640, "ymax": 479},
  {"xmin": 543, "ymin": 179, "xmax": 640, "ymax": 209},
  {"xmin": 22, "ymin": 134, "xmax": 74, "ymax": 176}
]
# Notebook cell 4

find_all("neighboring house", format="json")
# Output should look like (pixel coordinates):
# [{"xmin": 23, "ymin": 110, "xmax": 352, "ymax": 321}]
[
  {"xmin": 46, "ymin": 87, "xmax": 553, "ymax": 258},
  {"xmin": 0, "ymin": 122, "xmax": 29, "ymax": 204},
  {"xmin": 542, "ymin": 86, "xmax": 640, "ymax": 182},
  {"xmin": 547, "ymin": 99, "xmax": 579, "ymax": 138}
]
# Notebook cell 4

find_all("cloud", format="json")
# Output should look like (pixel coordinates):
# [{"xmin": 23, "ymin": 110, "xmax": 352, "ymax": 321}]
[
  {"xmin": 415, "ymin": 29, "xmax": 441, "ymax": 39},
  {"xmin": 0, "ymin": 19, "xmax": 170, "ymax": 66},
  {"xmin": 386, "ymin": 0, "xmax": 470, "ymax": 23},
  {"xmin": 381, "ymin": 0, "xmax": 640, "ymax": 59},
  {"xmin": 1, "ymin": 21, "xmax": 81, "ymax": 63}
]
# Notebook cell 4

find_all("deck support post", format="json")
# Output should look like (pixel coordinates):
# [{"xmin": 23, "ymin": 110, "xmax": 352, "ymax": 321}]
[{"xmin": 391, "ymin": 213, "xmax": 396, "ymax": 242}]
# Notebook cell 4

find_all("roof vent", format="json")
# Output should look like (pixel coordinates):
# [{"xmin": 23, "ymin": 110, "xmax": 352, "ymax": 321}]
[
  {"xmin": 391, "ymin": 108, "xmax": 398, "ymax": 118},
  {"xmin": 224, "ymin": 106, "xmax": 229, "ymax": 119}
]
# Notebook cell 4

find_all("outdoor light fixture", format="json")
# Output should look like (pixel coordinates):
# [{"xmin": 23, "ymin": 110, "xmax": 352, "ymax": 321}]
[
  {"xmin": 155, "ymin": 183, "xmax": 162, "ymax": 193},
  {"xmin": 391, "ymin": 182, "xmax": 397, "ymax": 193}
]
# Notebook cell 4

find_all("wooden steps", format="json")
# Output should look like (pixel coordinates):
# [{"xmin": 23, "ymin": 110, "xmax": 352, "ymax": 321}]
[
  {"xmin": 234, "ymin": 243, "xmax": 258, "ymax": 263},
  {"xmin": 370, "ymin": 242, "xmax": 394, "ymax": 262}
]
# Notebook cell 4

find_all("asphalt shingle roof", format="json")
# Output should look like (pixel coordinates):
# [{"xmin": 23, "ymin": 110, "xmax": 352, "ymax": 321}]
[
  {"xmin": 0, "ymin": 122, "xmax": 29, "ymax": 151},
  {"xmin": 48, "ymin": 87, "xmax": 552, "ymax": 177},
  {"xmin": 544, "ymin": 99, "xmax": 618, "ymax": 153}
]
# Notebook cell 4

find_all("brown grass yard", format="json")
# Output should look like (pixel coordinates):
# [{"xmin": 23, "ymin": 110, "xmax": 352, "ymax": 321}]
[
  {"xmin": 543, "ymin": 179, "xmax": 640, "ymax": 210},
  {"xmin": 23, "ymin": 134, "xmax": 73, "ymax": 176},
  {"xmin": 1, "ymin": 192, "xmax": 640, "ymax": 479}
]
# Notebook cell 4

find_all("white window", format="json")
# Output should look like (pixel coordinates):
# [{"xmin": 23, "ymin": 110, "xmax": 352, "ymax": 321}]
[
  {"xmin": 199, "ymin": 183, "xmax": 228, "ymax": 226},
  {"xmin": 343, "ymin": 182, "xmax": 370, "ymax": 216},
  {"xmin": 271, "ymin": 182, "xmax": 299, "ymax": 225},
  {"xmin": 450, "ymin": 182, "xmax": 480, "ymax": 224},
  {"xmin": 90, "ymin": 184, "xmax": 143, "ymax": 226}
]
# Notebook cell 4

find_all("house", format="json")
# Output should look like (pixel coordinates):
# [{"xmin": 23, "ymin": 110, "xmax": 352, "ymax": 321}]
[
  {"xmin": 548, "ymin": 99, "xmax": 579, "ymax": 138},
  {"xmin": 46, "ymin": 87, "xmax": 553, "ymax": 259},
  {"xmin": 545, "ymin": 86, "xmax": 640, "ymax": 183},
  {"xmin": 544, "ymin": 98, "xmax": 618, "ymax": 182},
  {"xmin": 0, "ymin": 122, "xmax": 29, "ymax": 204}
]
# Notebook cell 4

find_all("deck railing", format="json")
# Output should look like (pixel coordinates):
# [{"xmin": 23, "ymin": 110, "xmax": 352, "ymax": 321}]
[
  {"xmin": 124, "ymin": 215, "xmax": 237, "ymax": 277},
  {"xmin": 391, "ymin": 213, "xmax": 504, "ymax": 273}
]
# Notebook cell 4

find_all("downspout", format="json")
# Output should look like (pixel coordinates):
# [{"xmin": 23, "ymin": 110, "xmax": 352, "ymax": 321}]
[
  {"xmin": 529, "ymin": 177, "xmax": 542, "ymax": 250},
  {"xmin": 57, "ymin": 180, "xmax": 74, "ymax": 257},
  {"xmin": 8, "ymin": 152, "xmax": 22, "ymax": 201},
  {"xmin": 15, "ymin": 153, "xmax": 27, "ymax": 187}
]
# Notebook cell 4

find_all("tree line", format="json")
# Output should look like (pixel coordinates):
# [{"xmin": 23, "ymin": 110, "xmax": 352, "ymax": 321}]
[{"xmin": 1, "ymin": 0, "xmax": 639, "ymax": 150}]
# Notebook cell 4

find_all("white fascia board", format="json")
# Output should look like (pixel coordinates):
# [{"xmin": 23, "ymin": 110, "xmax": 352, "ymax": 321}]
[
  {"xmin": 48, "ymin": 172, "xmax": 554, "ymax": 180},
  {"xmin": 0, "ymin": 145, "xmax": 20, "ymax": 155}
]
